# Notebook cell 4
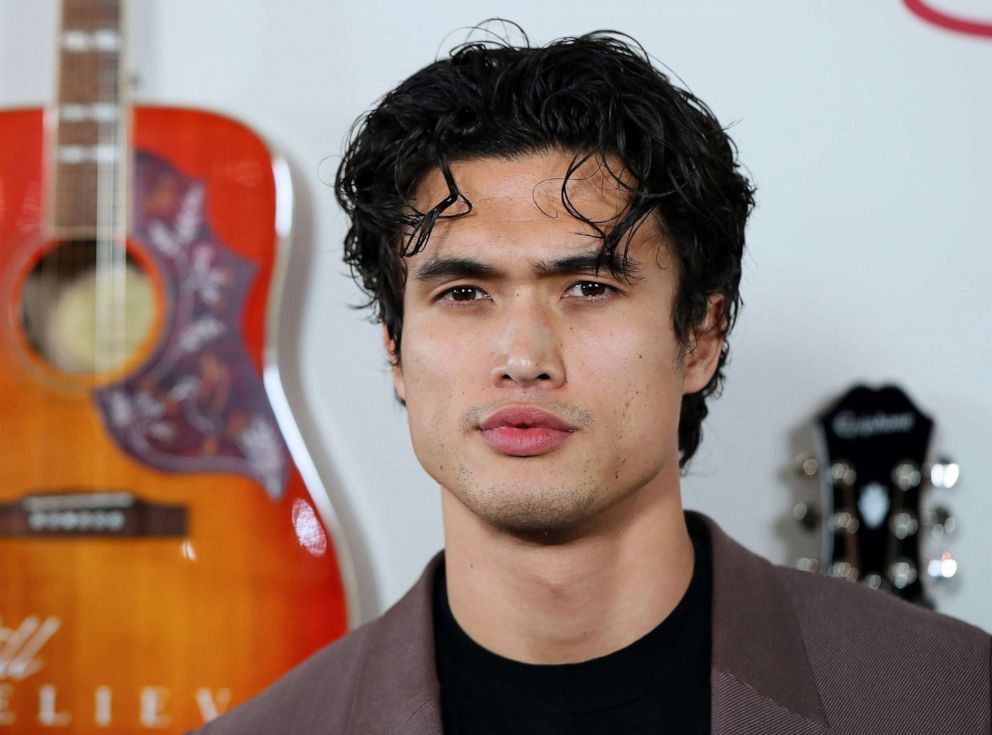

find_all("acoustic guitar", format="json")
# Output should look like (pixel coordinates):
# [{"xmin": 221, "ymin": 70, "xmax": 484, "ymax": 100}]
[{"xmin": 0, "ymin": 1, "xmax": 353, "ymax": 732}]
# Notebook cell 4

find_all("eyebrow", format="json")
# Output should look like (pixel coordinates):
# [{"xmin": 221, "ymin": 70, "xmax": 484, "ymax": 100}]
[
  {"xmin": 412, "ymin": 256, "xmax": 499, "ymax": 283},
  {"xmin": 534, "ymin": 250, "xmax": 642, "ymax": 279},
  {"xmin": 411, "ymin": 248, "xmax": 642, "ymax": 284}
]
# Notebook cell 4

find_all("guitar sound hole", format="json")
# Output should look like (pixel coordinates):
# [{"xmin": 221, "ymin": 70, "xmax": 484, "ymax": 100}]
[{"xmin": 19, "ymin": 239, "xmax": 157, "ymax": 376}]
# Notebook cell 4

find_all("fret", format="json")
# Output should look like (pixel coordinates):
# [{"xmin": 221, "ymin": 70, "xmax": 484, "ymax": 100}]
[
  {"xmin": 61, "ymin": 29, "xmax": 121, "ymax": 53},
  {"xmin": 60, "ymin": 103, "xmax": 120, "ymax": 122},
  {"xmin": 56, "ymin": 144, "xmax": 120, "ymax": 164}
]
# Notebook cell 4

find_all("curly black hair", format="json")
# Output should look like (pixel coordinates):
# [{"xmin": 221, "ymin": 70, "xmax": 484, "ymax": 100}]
[{"xmin": 335, "ymin": 26, "xmax": 755, "ymax": 468}]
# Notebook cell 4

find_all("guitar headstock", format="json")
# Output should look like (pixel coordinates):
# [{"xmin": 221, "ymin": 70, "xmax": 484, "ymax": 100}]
[{"xmin": 793, "ymin": 385, "xmax": 959, "ymax": 606}]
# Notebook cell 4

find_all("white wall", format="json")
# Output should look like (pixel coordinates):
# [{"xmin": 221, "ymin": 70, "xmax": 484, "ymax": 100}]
[{"xmin": 3, "ymin": 0, "xmax": 989, "ymax": 631}]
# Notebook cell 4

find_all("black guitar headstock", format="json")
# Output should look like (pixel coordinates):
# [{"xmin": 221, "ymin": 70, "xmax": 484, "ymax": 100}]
[{"xmin": 793, "ymin": 385, "xmax": 959, "ymax": 606}]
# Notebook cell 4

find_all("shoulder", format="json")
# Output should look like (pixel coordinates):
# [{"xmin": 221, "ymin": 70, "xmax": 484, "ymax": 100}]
[
  {"xmin": 776, "ymin": 561, "xmax": 987, "ymax": 650},
  {"xmin": 697, "ymin": 510, "xmax": 990, "ymax": 732},
  {"xmin": 775, "ymin": 564, "xmax": 991, "ymax": 730},
  {"xmin": 188, "ymin": 621, "xmax": 376, "ymax": 735},
  {"xmin": 187, "ymin": 552, "xmax": 443, "ymax": 735}
]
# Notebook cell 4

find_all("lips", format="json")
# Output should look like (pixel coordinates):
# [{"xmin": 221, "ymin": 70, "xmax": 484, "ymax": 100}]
[{"xmin": 479, "ymin": 406, "xmax": 576, "ymax": 457}]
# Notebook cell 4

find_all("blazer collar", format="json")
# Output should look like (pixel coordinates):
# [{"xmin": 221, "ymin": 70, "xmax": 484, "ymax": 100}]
[
  {"xmin": 697, "ymin": 512, "xmax": 831, "ymax": 734},
  {"xmin": 346, "ymin": 554, "xmax": 445, "ymax": 734},
  {"xmin": 347, "ymin": 512, "xmax": 831, "ymax": 734}
]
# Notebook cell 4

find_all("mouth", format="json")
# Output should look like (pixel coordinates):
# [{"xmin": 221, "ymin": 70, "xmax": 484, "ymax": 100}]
[{"xmin": 478, "ymin": 406, "xmax": 577, "ymax": 457}]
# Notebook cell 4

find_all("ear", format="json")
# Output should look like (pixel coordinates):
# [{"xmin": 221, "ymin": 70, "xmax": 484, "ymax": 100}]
[
  {"xmin": 682, "ymin": 294, "xmax": 726, "ymax": 395},
  {"xmin": 382, "ymin": 323, "xmax": 405, "ymax": 401}
]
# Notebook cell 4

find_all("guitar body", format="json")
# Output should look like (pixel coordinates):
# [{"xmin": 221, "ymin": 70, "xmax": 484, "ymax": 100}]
[{"xmin": 0, "ymin": 107, "xmax": 349, "ymax": 732}]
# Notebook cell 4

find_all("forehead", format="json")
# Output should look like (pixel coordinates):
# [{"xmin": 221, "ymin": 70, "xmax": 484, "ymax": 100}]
[{"xmin": 410, "ymin": 151, "xmax": 648, "ymax": 251}]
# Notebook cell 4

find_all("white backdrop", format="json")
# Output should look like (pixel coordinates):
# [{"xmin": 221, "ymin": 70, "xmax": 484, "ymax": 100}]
[{"xmin": 3, "ymin": 0, "xmax": 989, "ymax": 631}]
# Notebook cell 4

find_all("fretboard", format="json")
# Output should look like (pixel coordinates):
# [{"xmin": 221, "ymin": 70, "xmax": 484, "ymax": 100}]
[{"xmin": 51, "ymin": 0, "xmax": 128, "ymax": 238}]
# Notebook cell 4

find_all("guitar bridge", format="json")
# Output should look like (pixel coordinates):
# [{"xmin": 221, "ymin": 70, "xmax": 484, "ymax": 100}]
[{"xmin": 0, "ymin": 490, "xmax": 187, "ymax": 538}]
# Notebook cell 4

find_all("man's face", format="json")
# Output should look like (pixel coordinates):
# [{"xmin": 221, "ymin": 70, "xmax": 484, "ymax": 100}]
[{"xmin": 392, "ymin": 151, "xmax": 721, "ymax": 541}]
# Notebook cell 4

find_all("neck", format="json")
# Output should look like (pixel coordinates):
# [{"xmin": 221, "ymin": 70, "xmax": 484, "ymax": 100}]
[
  {"xmin": 52, "ymin": 0, "xmax": 129, "ymax": 239},
  {"xmin": 441, "ymin": 467, "xmax": 694, "ymax": 664}
]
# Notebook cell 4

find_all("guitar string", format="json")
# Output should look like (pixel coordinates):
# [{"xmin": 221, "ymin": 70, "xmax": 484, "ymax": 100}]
[{"xmin": 99, "ymin": 0, "xmax": 124, "ymax": 484}]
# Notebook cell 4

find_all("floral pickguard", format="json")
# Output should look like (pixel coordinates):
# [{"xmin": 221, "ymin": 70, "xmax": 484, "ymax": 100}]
[{"xmin": 94, "ymin": 151, "xmax": 288, "ymax": 500}]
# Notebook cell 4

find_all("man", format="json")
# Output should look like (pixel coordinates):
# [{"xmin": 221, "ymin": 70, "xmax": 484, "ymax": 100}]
[{"xmin": 194, "ymin": 30, "xmax": 990, "ymax": 734}]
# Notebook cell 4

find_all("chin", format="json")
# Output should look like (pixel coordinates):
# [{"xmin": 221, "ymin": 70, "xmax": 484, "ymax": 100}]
[{"xmin": 451, "ymin": 476, "xmax": 603, "ymax": 545}]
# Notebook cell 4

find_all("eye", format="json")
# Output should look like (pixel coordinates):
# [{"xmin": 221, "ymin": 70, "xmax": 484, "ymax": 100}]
[
  {"xmin": 563, "ymin": 281, "xmax": 616, "ymax": 301},
  {"xmin": 438, "ymin": 285, "xmax": 489, "ymax": 303}
]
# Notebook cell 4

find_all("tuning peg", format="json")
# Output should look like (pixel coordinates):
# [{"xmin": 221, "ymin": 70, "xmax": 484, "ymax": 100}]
[
  {"xmin": 921, "ymin": 506, "xmax": 957, "ymax": 539},
  {"xmin": 926, "ymin": 551, "xmax": 958, "ymax": 580},
  {"xmin": 794, "ymin": 454, "xmax": 819, "ymax": 478},
  {"xmin": 928, "ymin": 457, "xmax": 960, "ymax": 489},
  {"xmin": 830, "ymin": 561, "xmax": 859, "ymax": 581},
  {"xmin": 792, "ymin": 502, "xmax": 820, "ymax": 530},
  {"xmin": 892, "ymin": 462, "xmax": 922, "ymax": 492},
  {"xmin": 889, "ymin": 559, "xmax": 919, "ymax": 590},
  {"xmin": 830, "ymin": 510, "xmax": 859, "ymax": 534},
  {"xmin": 795, "ymin": 557, "xmax": 820, "ymax": 573},
  {"xmin": 889, "ymin": 510, "xmax": 919, "ymax": 540},
  {"xmin": 861, "ymin": 573, "xmax": 883, "ymax": 590},
  {"xmin": 830, "ymin": 461, "xmax": 856, "ymax": 488}
]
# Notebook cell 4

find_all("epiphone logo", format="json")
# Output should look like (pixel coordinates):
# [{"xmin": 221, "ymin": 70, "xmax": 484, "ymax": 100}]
[
  {"xmin": 0, "ymin": 616, "xmax": 230, "ymax": 727},
  {"xmin": 832, "ymin": 410, "xmax": 915, "ymax": 440}
]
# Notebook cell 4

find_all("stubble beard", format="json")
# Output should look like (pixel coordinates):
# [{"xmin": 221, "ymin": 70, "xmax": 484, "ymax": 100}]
[{"xmin": 447, "ymin": 458, "xmax": 604, "ymax": 545}]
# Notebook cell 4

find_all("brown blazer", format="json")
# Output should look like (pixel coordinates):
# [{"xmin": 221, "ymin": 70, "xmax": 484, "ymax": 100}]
[{"xmin": 191, "ymin": 513, "xmax": 991, "ymax": 734}]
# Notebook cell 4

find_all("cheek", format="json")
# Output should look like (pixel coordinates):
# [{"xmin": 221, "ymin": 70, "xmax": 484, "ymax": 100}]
[
  {"xmin": 398, "ymin": 319, "xmax": 484, "ymax": 457},
  {"xmin": 568, "ymin": 315, "xmax": 681, "ymax": 391},
  {"xmin": 567, "ymin": 319, "xmax": 683, "ymax": 444},
  {"xmin": 401, "ymin": 318, "xmax": 484, "ymax": 396}
]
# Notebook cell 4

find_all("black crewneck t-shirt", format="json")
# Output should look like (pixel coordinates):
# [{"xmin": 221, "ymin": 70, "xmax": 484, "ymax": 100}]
[{"xmin": 432, "ymin": 522, "xmax": 712, "ymax": 734}]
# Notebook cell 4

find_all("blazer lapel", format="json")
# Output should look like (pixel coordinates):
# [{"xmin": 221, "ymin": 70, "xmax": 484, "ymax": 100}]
[
  {"xmin": 346, "ymin": 555, "xmax": 444, "ymax": 735},
  {"xmin": 696, "ymin": 513, "xmax": 832, "ymax": 735}
]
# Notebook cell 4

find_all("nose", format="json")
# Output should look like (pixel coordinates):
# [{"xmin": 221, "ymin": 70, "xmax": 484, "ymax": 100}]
[{"xmin": 489, "ymin": 298, "xmax": 565, "ymax": 390}]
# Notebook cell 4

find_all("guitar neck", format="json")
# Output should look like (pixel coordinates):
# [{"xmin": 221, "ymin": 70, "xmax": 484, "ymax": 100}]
[{"xmin": 50, "ymin": 0, "xmax": 129, "ymax": 240}]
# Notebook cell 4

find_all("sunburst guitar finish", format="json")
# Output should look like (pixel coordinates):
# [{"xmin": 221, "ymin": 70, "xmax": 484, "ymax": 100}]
[{"xmin": 0, "ymin": 106, "xmax": 351, "ymax": 733}]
